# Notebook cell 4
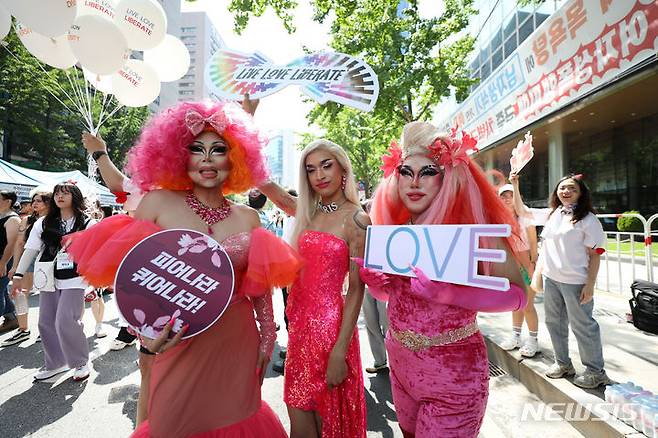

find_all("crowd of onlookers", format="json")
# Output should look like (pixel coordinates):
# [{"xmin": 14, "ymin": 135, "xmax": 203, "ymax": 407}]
[{"xmin": 0, "ymin": 186, "xmax": 115, "ymax": 380}]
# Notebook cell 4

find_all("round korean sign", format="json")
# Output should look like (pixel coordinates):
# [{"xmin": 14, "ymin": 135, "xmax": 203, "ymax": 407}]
[{"xmin": 115, "ymin": 229, "xmax": 234, "ymax": 339}]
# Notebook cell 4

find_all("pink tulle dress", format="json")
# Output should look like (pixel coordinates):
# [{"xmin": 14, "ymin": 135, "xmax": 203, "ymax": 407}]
[
  {"xmin": 377, "ymin": 279, "xmax": 488, "ymax": 438},
  {"xmin": 284, "ymin": 230, "xmax": 366, "ymax": 438},
  {"xmin": 66, "ymin": 215, "xmax": 301, "ymax": 438}
]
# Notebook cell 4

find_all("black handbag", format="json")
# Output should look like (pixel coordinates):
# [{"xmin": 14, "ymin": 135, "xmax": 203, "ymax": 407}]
[{"xmin": 629, "ymin": 280, "xmax": 658, "ymax": 335}]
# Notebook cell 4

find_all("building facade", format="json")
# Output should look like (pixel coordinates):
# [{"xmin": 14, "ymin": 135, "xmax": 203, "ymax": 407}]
[
  {"xmin": 437, "ymin": 0, "xmax": 658, "ymax": 215},
  {"xmin": 264, "ymin": 130, "xmax": 299, "ymax": 189},
  {"xmin": 176, "ymin": 11, "xmax": 224, "ymax": 103},
  {"xmin": 151, "ymin": 0, "xmax": 183, "ymax": 112}
]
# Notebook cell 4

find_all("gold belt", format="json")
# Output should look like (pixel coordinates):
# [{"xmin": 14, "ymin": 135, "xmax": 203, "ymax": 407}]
[{"xmin": 390, "ymin": 321, "xmax": 479, "ymax": 352}]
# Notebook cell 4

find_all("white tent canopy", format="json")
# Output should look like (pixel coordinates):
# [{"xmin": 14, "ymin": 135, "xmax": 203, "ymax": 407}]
[{"xmin": 0, "ymin": 158, "xmax": 117, "ymax": 206}]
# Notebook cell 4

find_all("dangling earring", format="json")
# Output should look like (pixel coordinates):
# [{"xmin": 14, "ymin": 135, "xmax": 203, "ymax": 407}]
[{"xmin": 341, "ymin": 174, "xmax": 347, "ymax": 190}]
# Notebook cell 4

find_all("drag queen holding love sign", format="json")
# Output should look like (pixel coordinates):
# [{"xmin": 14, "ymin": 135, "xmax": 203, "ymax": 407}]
[
  {"xmin": 358, "ymin": 122, "xmax": 527, "ymax": 438},
  {"xmin": 66, "ymin": 101, "xmax": 299, "ymax": 438}
]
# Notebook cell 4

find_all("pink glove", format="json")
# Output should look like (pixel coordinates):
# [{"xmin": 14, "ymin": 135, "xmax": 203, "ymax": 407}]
[
  {"xmin": 352, "ymin": 257, "xmax": 399, "ymax": 302},
  {"xmin": 409, "ymin": 266, "xmax": 527, "ymax": 312}
]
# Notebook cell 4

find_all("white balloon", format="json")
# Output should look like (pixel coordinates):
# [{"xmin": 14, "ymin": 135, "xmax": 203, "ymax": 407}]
[
  {"xmin": 15, "ymin": 22, "xmax": 77, "ymax": 69},
  {"xmin": 77, "ymin": 0, "xmax": 116, "ymax": 20},
  {"xmin": 144, "ymin": 34, "xmax": 190, "ymax": 82},
  {"xmin": 114, "ymin": 0, "xmax": 166, "ymax": 51},
  {"xmin": 2, "ymin": 0, "xmax": 77, "ymax": 38},
  {"xmin": 111, "ymin": 59, "xmax": 160, "ymax": 107},
  {"xmin": 0, "ymin": 4, "xmax": 10, "ymax": 40},
  {"xmin": 83, "ymin": 68, "xmax": 113, "ymax": 94},
  {"xmin": 69, "ymin": 14, "xmax": 128, "ymax": 75}
]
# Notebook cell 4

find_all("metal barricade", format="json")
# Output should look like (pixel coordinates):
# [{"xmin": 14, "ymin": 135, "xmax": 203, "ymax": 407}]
[{"xmin": 595, "ymin": 213, "xmax": 655, "ymax": 294}]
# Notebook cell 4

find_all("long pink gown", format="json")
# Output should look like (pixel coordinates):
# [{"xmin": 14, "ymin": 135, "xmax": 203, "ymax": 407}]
[
  {"xmin": 284, "ymin": 230, "xmax": 367, "ymax": 438},
  {"xmin": 66, "ymin": 216, "xmax": 299, "ymax": 438}
]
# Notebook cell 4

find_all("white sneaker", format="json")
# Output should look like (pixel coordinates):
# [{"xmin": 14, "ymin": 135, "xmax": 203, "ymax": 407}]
[
  {"xmin": 500, "ymin": 336, "xmax": 521, "ymax": 351},
  {"xmin": 34, "ymin": 366, "xmax": 68, "ymax": 381},
  {"xmin": 109, "ymin": 338, "xmax": 135, "ymax": 351},
  {"xmin": 95, "ymin": 324, "xmax": 107, "ymax": 338},
  {"xmin": 73, "ymin": 364, "xmax": 90, "ymax": 381},
  {"xmin": 520, "ymin": 338, "xmax": 538, "ymax": 357}
]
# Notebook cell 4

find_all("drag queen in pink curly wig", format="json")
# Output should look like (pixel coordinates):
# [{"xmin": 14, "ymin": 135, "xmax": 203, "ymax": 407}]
[
  {"xmin": 65, "ymin": 100, "xmax": 299, "ymax": 438},
  {"xmin": 126, "ymin": 100, "xmax": 269, "ymax": 194},
  {"xmin": 358, "ymin": 121, "xmax": 527, "ymax": 438}
]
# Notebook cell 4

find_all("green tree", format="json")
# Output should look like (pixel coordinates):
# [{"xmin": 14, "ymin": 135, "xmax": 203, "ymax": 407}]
[{"xmin": 238, "ymin": 0, "xmax": 476, "ymax": 192}]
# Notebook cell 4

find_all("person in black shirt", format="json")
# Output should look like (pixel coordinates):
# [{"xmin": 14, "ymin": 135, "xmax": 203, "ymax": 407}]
[{"xmin": 0, "ymin": 191, "xmax": 20, "ymax": 334}]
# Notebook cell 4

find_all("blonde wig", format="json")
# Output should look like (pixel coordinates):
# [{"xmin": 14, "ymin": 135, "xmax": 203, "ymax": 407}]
[{"xmin": 291, "ymin": 139, "xmax": 360, "ymax": 245}]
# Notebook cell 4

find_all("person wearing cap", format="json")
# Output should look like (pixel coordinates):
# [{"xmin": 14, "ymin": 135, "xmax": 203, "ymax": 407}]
[{"xmin": 498, "ymin": 183, "xmax": 539, "ymax": 357}]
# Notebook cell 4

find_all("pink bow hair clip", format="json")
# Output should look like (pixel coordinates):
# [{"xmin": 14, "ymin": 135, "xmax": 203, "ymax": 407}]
[{"xmin": 184, "ymin": 109, "xmax": 229, "ymax": 136}]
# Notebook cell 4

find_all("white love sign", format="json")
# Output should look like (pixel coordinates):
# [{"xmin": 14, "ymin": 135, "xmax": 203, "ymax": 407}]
[{"xmin": 364, "ymin": 224, "xmax": 511, "ymax": 291}]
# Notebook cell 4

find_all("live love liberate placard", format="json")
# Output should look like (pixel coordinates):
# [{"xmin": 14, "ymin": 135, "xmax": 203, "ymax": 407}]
[
  {"xmin": 205, "ymin": 49, "xmax": 380, "ymax": 112},
  {"xmin": 364, "ymin": 224, "xmax": 512, "ymax": 291},
  {"xmin": 114, "ymin": 229, "xmax": 234, "ymax": 340}
]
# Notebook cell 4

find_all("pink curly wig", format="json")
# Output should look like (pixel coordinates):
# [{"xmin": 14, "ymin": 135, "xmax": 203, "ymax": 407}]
[
  {"xmin": 125, "ymin": 101, "xmax": 269, "ymax": 195},
  {"xmin": 371, "ymin": 122, "xmax": 521, "ymax": 253}
]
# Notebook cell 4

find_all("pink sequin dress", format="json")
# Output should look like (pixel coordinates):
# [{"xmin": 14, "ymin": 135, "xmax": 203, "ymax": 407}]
[
  {"xmin": 284, "ymin": 230, "xmax": 367, "ymax": 438},
  {"xmin": 385, "ymin": 279, "xmax": 488, "ymax": 437}
]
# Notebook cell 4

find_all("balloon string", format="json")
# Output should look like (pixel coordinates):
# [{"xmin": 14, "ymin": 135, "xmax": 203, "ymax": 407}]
[
  {"xmin": 63, "ymin": 69, "xmax": 93, "ymax": 130},
  {"xmin": 0, "ymin": 44, "xmax": 83, "ymax": 117},
  {"xmin": 71, "ymin": 68, "xmax": 93, "ymax": 132},
  {"xmin": 83, "ymin": 69, "xmax": 94, "ymax": 133},
  {"xmin": 97, "ymin": 100, "xmax": 123, "ymax": 131},
  {"xmin": 96, "ymin": 92, "xmax": 110, "ymax": 131}
]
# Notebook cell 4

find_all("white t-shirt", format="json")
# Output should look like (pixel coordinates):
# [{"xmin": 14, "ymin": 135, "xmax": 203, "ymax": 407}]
[
  {"xmin": 281, "ymin": 215, "xmax": 296, "ymax": 245},
  {"xmin": 512, "ymin": 215, "xmax": 532, "ymax": 252},
  {"xmin": 25, "ymin": 216, "xmax": 97, "ymax": 290},
  {"xmin": 540, "ymin": 210, "xmax": 605, "ymax": 285},
  {"xmin": 528, "ymin": 207, "xmax": 551, "ymax": 226}
]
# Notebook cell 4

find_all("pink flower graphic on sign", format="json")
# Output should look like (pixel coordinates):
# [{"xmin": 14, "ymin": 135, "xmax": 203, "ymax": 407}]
[
  {"xmin": 178, "ymin": 233, "xmax": 223, "ymax": 267},
  {"xmin": 211, "ymin": 252, "xmax": 222, "ymax": 268},
  {"xmin": 178, "ymin": 234, "xmax": 207, "ymax": 255},
  {"xmin": 133, "ymin": 308, "xmax": 182, "ymax": 338}
]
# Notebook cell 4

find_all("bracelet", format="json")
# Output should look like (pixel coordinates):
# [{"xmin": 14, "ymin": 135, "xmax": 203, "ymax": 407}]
[
  {"xmin": 12, "ymin": 273, "xmax": 23, "ymax": 279},
  {"xmin": 92, "ymin": 150, "xmax": 108, "ymax": 161}
]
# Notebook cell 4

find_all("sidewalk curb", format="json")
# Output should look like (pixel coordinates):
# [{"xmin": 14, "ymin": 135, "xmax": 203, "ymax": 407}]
[{"xmin": 483, "ymin": 334, "xmax": 642, "ymax": 438}]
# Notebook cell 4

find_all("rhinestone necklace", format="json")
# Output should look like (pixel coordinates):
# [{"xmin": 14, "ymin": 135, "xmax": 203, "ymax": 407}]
[
  {"xmin": 185, "ymin": 192, "xmax": 232, "ymax": 235},
  {"xmin": 317, "ymin": 198, "xmax": 347, "ymax": 214}
]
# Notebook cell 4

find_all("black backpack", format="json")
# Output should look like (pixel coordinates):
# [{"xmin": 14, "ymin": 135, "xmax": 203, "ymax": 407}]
[{"xmin": 629, "ymin": 280, "xmax": 658, "ymax": 335}]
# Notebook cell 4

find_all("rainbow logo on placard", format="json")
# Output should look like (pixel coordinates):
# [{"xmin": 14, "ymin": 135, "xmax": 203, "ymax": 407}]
[{"xmin": 206, "ymin": 49, "xmax": 379, "ymax": 112}]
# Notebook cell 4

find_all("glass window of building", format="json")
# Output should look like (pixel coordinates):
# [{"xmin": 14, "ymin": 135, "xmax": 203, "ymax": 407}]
[
  {"xmin": 504, "ymin": 34, "xmax": 517, "ymax": 58},
  {"xmin": 491, "ymin": 47, "xmax": 503, "ymax": 72},
  {"xmin": 181, "ymin": 26, "xmax": 196, "ymax": 33},
  {"xmin": 518, "ymin": 14, "xmax": 534, "ymax": 45},
  {"xmin": 481, "ymin": 57, "xmax": 491, "ymax": 81},
  {"xmin": 566, "ymin": 114, "xmax": 658, "ymax": 214},
  {"xmin": 503, "ymin": 12, "xmax": 516, "ymax": 39},
  {"xmin": 490, "ymin": 28, "xmax": 502, "ymax": 56},
  {"xmin": 179, "ymin": 90, "xmax": 194, "ymax": 96}
]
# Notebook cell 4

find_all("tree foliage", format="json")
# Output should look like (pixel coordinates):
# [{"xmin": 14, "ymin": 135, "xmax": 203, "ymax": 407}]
[
  {"xmin": 231, "ymin": 0, "xmax": 476, "ymax": 193},
  {"xmin": 0, "ymin": 30, "xmax": 148, "ymax": 175}
]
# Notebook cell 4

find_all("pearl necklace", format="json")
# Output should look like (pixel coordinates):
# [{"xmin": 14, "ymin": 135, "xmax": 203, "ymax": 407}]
[{"xmin": 185, "ymin": 193, "xmax": 232, "ymax": 235}]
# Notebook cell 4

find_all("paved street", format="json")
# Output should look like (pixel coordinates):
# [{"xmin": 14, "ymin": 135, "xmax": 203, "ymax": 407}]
[{"xmin": 0, "ymin": 289, "xmax": 583, "ymax": 438}]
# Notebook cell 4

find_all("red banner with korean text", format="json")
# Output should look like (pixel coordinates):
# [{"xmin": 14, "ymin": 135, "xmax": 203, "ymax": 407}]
[{"xmin": 438, "ymin": 0, "xmax": 658, "ymax": 150}]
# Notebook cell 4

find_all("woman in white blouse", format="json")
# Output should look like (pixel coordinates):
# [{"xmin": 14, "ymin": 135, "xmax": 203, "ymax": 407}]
[
  {"xmin": 539, "ymin": 174, "xmax": 609, "ymax": 389},
  {"xmin": 12, "ymin": 183, "xmax": 95, "ymax": 382}
]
